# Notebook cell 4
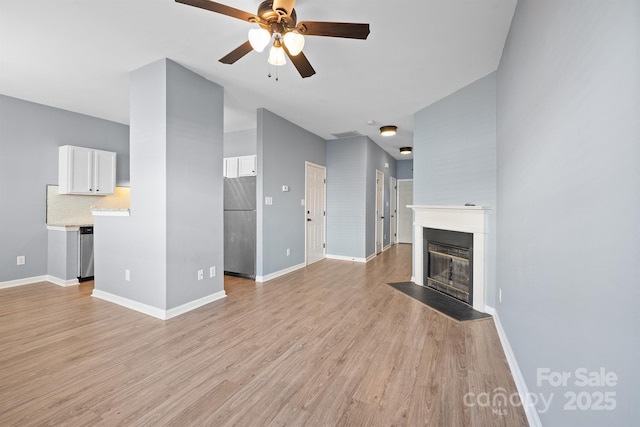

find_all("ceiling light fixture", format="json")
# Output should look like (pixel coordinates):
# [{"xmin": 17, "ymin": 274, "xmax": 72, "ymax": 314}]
[
  {"xmin": 399, "ymin": 147, "xmax": 412, "ymax": 155},
  {"xmin": 268, "ymin": 38, "xmax": 287, "ymax": 66},
  {"xmin": 248, "ymin": 27, "xmax": 271, "ymax": 52},
  {"xmin": 380, "ymin": 125, "xmax": 397, "ymax": 136},
  {"xmin": 283, "ymin": 30, "xmax": 304, "ymax": 56}
]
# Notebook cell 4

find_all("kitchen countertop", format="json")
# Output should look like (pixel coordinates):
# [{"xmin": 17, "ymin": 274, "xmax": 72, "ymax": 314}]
[{"xmin": 46, "ymin": 224, "xmax": 90, "ymax": 231}]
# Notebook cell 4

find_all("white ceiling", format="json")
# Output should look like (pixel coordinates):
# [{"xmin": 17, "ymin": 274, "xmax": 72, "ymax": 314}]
[{"xmin": 0, "ymin": 0, "xmax": 516, "ymax": 159}]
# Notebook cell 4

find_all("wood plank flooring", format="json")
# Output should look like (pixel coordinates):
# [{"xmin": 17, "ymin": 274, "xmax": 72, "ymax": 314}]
[{"xmin": 0, "ymin": 244, "xmax": 528, "ymax": 426}]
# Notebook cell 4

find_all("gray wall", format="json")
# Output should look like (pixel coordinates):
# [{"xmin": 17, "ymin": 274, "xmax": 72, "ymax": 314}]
[
  {"xmin": 94, "ymin": 59, "xmax": 224, "ymax": 310},
  {"xmin": 496, "ymin": 1, "xmax": 639, "ymax": 425},
  {"xmin": 413, "ymin": 72, "xmax": 497, "ymax": 305},
  {"xmin": 256, "ymin": 109, "xmax": 326, "ymax": 277},
  {"xmin": 326, "ymin": 138, "xmax": 368, "ymax": 258},
  {"xmin": 326, "ymin": 136, "xmax": 397, "ymax": 259},
  {"xmin": 0, "ymin": 95, "xmax": 129, "ymax": 283},
  {"xmin": 224, "ymin": 129, "xmax": 257, "ymax": 157},
  {"xmin": 396, "ymin": 159, "xmax": 414, "ymax": 179},
  {"xmin": 165, "ymin": 60, "xmax": 224, "ymax": 308}
]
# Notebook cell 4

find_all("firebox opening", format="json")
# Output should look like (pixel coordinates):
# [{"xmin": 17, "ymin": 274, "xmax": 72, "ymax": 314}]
[{"xmin": 423, "ymin": 228, "xmax": 473, "ymax": 306}]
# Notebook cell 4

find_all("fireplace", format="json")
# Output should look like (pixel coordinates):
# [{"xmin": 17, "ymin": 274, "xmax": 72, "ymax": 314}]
[
  {"xmin": 409, "ymin": 205, "xmax": 490, "ymax": 312},
  {"xmin": 423, "ymin": 228, "xmax": 473, "ymax": 305}
]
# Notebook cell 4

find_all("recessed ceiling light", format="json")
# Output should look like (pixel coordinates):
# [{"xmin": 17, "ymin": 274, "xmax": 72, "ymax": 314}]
[{"xmin": 380, "ymin": 125, "xmax": 397, "ymax": 136}]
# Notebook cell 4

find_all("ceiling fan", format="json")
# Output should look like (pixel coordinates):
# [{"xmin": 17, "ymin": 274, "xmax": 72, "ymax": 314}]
[{"xmin": 175, "ymin": 0, "xmax": 370, "ymax": 78}]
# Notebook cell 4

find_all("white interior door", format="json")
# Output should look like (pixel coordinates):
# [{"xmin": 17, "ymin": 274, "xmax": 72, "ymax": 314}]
[
  {"xmin": 306, "ymin": 162, "xmax": 326, "ymax": 265},
  {"xmin": 375, "ymin": 170, "xmax": 384, "ymax": 254},
  {"xmin": 397, "ymin": 179, "xmax": 414, "ymax": 244},
  {"xmin": 390, "ymin": 177, "xmax": 397, "ymax": 245}
]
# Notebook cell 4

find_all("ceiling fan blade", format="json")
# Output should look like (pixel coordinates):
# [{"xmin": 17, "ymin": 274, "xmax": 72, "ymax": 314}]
[
  {"xmin": 175, "ymin": 0, "xmax": 259, "ymax": 23},
  {"xmin": 283, "ymin": 47, "xmax": 316, "ymax": 78},
  {"xmin": 296, "ymin": 21, "xmax": 370, "ymax": 39},
  {"xmin": 219, "ymin": 41, "xmax": 254, "ymax": 64},
  {"xmin": 272, "ymin": 0, "xmax": 296, "ymax": 16}
]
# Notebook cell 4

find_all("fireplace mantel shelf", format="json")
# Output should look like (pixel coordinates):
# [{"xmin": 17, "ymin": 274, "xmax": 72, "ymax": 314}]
[{"xmin": 409, "ymin": 204, "xmax": 491, "ymax": 312}]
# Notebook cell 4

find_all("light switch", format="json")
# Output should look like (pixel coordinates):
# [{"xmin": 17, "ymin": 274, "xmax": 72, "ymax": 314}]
[
  {"xmin": 282, "ymin": 185, "xmax": 289, "ymax": 192},
  {"xmin": 265, "ymin": 196, "xmax": 273, "ymax": 205}
]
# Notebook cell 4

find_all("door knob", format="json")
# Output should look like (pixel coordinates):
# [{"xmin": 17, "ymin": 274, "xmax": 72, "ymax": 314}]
[{"xmin": 307, "ymin": 218, "xmax": 312, "ymax": 222}]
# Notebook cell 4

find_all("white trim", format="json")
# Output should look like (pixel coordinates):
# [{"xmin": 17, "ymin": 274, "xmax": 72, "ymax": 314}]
[
  {"xmin": 383, "ymin": 243, "xmax": 392, "ymax": 252},
  {"xmin": 255, "ymin": 262, "xmax": 306, "ymax": 283},
  {"xmin": 365, "ymin": 253, "xmax": 376, "ymax": 263},
  {"xmin": 91, "ymin": 289, "xmax": 227, "ymax": 320},
  {"xmin": 165, "ymin": 290, "xmax": 227, "ymax": 319},
  {"xmin": 92, "ymin": 289, "xmax": 166, "ymax": 319},
  {"xmin": 0, "ymin": 275, "xmax": 48, "ymax": 289},
  {"xmin": 326, "ymin": 254, "xmax": 368, "ymax": 263},
  {"xmin": 47, "ymin": 276, "xmax": 80, "ymax": 287},
  {"xmin": 0, "ymin": 275, "xmax": 80, "ymax": 289},
  {"xmin": 485, "ymin": 305, "xmax": 542, "ymax": 427}
]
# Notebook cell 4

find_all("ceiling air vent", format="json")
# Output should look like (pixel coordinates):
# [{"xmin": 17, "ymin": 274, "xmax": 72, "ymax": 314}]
[{"xmin": 331, "ymin": 131, "xmax": 363, "ymax": 139}]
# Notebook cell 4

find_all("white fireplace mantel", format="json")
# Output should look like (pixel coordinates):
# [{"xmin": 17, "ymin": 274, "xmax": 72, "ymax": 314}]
[{"xmin": 408, "ymin": 205, "xmax": 491, "ymax": 312}]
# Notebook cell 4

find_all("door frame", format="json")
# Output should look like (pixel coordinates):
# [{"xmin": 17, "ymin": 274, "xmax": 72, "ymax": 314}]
[
  {"xmin": 375, "ymin": 169, "xmax": 384, "ymax": 255},
  {"xmin": 305, "ymin": 161, "xmax": 327, "ymax": 265},
  {"xmin": 390, "ymin": 176, "xmax": 397, "ymax": 246}
]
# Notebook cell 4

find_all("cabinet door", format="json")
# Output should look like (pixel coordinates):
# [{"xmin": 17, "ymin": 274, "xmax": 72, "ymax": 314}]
[
  {"xmin": 94, "ymin": 150, "xmax": 116, "ymax": 194},
  {"xmin": 238, "ymin": 155, "xmax": 257, "ymax": 176},
  {"xmin": 67, "ymin": 146, "xmax": 93, "ymax": 194},
  {"xmin": 225, "ymin": 157, "xmax": 239, "ymax": 178}
]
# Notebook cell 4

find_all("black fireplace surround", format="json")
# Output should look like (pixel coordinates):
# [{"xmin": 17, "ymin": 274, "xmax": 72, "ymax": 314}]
[{"xmin": 423, "ymin": 228, "xmax": 474, "ymax": 306}]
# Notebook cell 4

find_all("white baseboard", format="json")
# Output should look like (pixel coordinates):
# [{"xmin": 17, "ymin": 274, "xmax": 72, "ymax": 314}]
[
  {"xmin": 325, "ymin": 253, "xmax": 381, "ymax": 263},
  {"xmin": 485, "ymin": 305, "xmax": 542, "ymax": 427},
  {"xmin": 92, "ymin": 289, "xmax": 226, "ymax": 320},
  {"xmin": 165, "ymin": 290, "xmax": 227, "ymax": 319},
  {"xmin": 326, "ymin": 254, "xmax": 368, "ymax": 263},
  {"xmin": 255, "ymin": 262, "xmax": 306, "ymax": 283},
  {"xmin": 0, "ymin": 274, "xmax": 78, "ymax": 289},
  {"xmin": 47, "ymin": 276, "xmax": 80, "ymax": 287}
]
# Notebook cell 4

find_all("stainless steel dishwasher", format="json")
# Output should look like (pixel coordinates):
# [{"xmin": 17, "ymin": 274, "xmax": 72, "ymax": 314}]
[{"xmin": 78, "ymin": 226, "xmax": 94, "ymax": 281}]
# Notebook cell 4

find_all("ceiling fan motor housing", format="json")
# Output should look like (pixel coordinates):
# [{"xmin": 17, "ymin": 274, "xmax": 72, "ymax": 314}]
[{"xmin": 256, "ymin": 0, "xmax": 297, "ymax": 34}]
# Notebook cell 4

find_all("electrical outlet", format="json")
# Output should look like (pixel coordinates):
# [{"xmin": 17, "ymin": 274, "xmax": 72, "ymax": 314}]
[
  {"xmin": 16, "ymin": 256, "xmax": 25, "ymax": 265},
  {"xmin": 286, "ymin": 248, "xmax": 290, "ymax": 256},
  {"xmin": 210, "ymin": 266, "xmax": 216, "ymax": 278},
  {"xmin": 499, "ymin": 288, "xmax": 502, "ymax": 303},
  {"xmin": 198, "ymin": 269, "xmax": 204, "ymax": 280},
  {"xmin": 125, "ymin": 269, "xmax": 130, "ymax": 281}
]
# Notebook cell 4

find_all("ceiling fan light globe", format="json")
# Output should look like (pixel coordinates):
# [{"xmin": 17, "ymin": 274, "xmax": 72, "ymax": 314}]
[
  {"xmin": 248, "ymin": 28, "xmax": 271, "ymax": 52},
  {"xmin": 283, "ymin": 31, "xmax": 305, "ymax": 56},
  {"xmin": 268, "ymin": 45, "xmax": 287, "ymax": 66}
]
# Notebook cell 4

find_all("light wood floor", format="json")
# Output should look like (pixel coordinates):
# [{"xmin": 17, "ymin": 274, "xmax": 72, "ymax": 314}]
[{"xmin": 0, "ymin": 244, "xmax": 527, "ymax": 426}]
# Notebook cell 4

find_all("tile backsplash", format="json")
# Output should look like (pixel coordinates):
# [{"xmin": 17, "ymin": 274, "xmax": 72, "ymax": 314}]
[{"xmin": 46, "ymin": 185, "xmax": 130, "ymax": 226}]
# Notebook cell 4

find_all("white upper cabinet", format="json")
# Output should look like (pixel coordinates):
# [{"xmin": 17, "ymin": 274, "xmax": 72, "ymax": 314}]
[
  {"xmin": 224, "ymin": 157, "xmax": 239, "ymax": 178},
  {"xmin": 59, "ymin": 145, "xmax": 116, "ymax": 195},
  {"xmin": 224, "ymin": 155, "xmax": 256, "ymax": 178},
  {"xmin": 238, "ymin": 155, "xmax": 257, "ymax": 177}
]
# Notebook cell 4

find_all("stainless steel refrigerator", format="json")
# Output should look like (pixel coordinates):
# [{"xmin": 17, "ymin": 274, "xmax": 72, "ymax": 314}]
[{"xmin": 224, "ymin": 176, "xmax": 256, "ymax": 278}]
